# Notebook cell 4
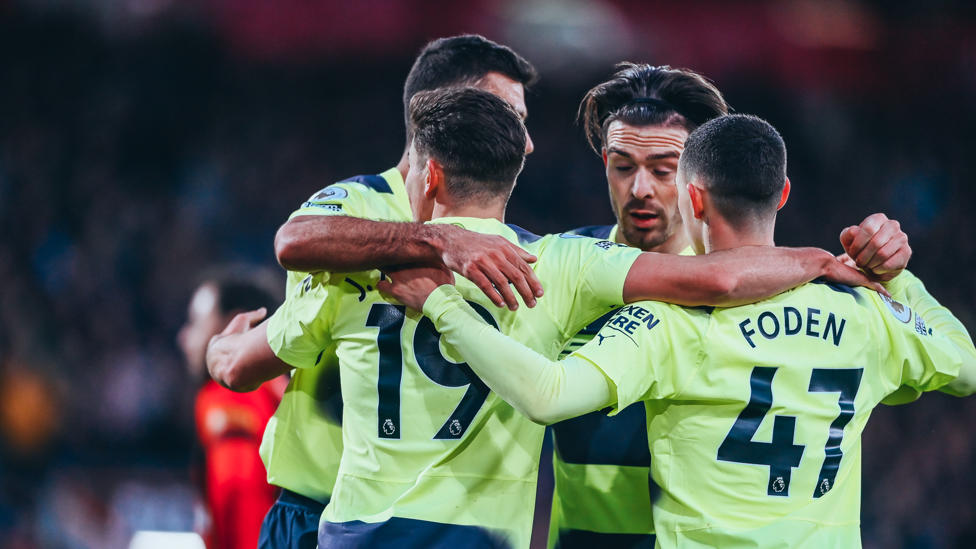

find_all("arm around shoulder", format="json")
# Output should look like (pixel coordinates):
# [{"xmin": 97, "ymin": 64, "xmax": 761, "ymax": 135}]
[
  {"xmin": 275, "ymin": 215, "xmax": 442, "ymax": 273},
  {"xmin": 623, "ymin": 246, "xmax": 853, "ymax": 307},
  {"xmin": 420, "ymin": 285, "xmax": 614, "ymax": 424}
]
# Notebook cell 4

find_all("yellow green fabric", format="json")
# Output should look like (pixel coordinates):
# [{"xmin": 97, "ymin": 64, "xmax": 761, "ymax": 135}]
[
  {"xmin": 260, "ymin": 167, "xmax": 410, "ymax": 503},
  {"xmin": 266, "ymin": 217, "xmax": 642, "ymax": 549},
  {"xmin": 423, "ymin": 274, "xmax": 964, "ymax": 548},
  {"xmin": 550, "ymin": 236, "xmax": 694, "ymax": 544},
  {"xmin": 573, "ymin": 281, "xmax": 961, "ymax": 548}
]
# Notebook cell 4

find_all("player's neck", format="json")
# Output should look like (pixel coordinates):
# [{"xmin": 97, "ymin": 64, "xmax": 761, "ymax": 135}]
[
  {"xmin": 396, "ymin": 150, "xmax": 409, "ymax": 181},
  {"xmin": 431, "ymin": 200, "xmax": 506, "ymax": 223},
  {"xmin": 646, "ymin": 229, "xmax": 691, "ymax": 255},
  {"xmin": 703, "ymin": 214, "xmax": 776, "ymax": 253}
]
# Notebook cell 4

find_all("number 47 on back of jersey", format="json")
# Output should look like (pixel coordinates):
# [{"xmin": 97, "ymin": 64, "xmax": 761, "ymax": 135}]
[{"xmin": 717, "ymin": 366, "xmax": 863, "ymax": 498}]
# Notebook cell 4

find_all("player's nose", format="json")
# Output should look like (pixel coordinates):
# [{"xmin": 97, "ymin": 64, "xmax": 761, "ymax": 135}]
[
  {"xmin": 524, "ymin": 131, "xmax": 535, "ymax": 155},
  {"xmin": 631, "ymin": 168, "xmax": 655, "ymax": 199}
]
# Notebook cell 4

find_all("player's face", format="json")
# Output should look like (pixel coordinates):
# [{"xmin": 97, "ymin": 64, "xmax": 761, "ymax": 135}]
[
  {"xmin": 405, "ymin": 141, "xmax": 435, "ymax": 222},
  {"xmin": 474, "ymin": 72, "xmax": 534, "ymax": 154},
  {"xmin": 604, "ymin": 122, "xmax": 689, "ymax": 252},
  {"xmin": 676, "ymin": 167, "xmax": 706, "ymax": 255},
  {"xmin": 178, "ymin": 284, "xmax": 227, "ymax": 382}
]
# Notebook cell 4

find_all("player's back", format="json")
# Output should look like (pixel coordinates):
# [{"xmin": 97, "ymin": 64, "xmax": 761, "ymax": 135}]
[
  {"xmin": 318, "ymin": 217, "xmax": 641, "ymax": 549},
  {"xmin": 585, "ymin": 282, "xmax": 961, "ymax": 548},
  {"xmin": 262, "ymin": 168, "xmax": 410, "ymax": 504}
]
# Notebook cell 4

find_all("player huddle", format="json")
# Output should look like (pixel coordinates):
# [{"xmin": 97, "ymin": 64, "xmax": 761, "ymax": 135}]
[{"xmin": 203, "ymin": 35, "xmax": 976, "ymax": 549}]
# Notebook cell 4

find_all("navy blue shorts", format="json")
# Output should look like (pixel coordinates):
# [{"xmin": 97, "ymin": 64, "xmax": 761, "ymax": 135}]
[
  {"xmin": 258, "ymin": 489, "xmax": 327, "ymax": 549},
  {"xmin": 319, "ymin": 517, "xmax": 512, "ymax": 549}
]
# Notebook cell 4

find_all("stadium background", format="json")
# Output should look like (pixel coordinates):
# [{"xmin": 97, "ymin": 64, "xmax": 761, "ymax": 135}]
[{"xmin": 0, "ymin": 0, "xmax": 975, "ymax": 547}]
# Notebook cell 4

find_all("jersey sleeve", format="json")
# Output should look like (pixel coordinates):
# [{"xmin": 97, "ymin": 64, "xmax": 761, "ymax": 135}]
[
  {"xmin": 288, "ymin": 181, "xmax": 370, "ymax": 220},
  {"xmin": 540, "ymin": 236, "xmax": 643, "ymax": 336},
  {"xmin": 870, "ymin": 291, "xmax": 963, "ymax": 392},
  {"xmin": 573, "ymin": 301, "xmax": 706, "ymax": 413},
  {"xmin": 288, "ymin": 169, "xmax": 410, "ymax": 222},
  {"xmin": 267, "ymin": 272, "xmax": 337, "ymax": 368}
]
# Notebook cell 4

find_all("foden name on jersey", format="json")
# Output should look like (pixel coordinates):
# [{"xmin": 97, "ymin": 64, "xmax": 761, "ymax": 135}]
[{"xmin": 738, "ymin": 306, "xmax": 848, "ymax": 349}]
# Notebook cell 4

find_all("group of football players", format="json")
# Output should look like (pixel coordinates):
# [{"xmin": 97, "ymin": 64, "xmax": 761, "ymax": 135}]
[{"xmin": 193, "ymin": 35, "xmax": 975, "ymax": 549}]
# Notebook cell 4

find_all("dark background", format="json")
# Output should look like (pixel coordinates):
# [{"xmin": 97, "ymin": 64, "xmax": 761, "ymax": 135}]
[{"xmin": 0, "ymin": 0, "xmax": 974, "ymax": 547}]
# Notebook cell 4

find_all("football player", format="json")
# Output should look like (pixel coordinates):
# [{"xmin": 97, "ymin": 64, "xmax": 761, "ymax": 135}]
[{"xmin": 380, "ymin": 114, "xmax": 976, "ymax": 549}]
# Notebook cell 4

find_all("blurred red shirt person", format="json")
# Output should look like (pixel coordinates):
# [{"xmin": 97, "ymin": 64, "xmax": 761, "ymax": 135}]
[{"xmin": 178, "ymin": 272, "xmax": 287, "ymax": 549}]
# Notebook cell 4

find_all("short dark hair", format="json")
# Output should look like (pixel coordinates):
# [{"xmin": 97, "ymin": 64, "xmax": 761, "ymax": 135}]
[
  {"xmin": 580, "ymin": 63, "xmax": 728, "ymax": 154},
  {"xmin": 198, "ymin": 267, "xmax": 284, "ymax": 316},
  {"xmin": 403, "ymin": 35, "xmax": 538, "ymax": 136},
  {"xmin": 410, "ymin": 87, "xmax": 526, "ymax": 206},
  {"xmin": 679, "ymin": 114, "xmax": 787, "ymax": 227}
]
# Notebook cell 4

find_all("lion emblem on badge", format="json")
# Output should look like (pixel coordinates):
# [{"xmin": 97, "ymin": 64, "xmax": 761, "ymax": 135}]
[
  {"xmin": 310, "ymin": 186, "xmax": 348, "ymax": 202},
  {"xmin": 881, "ymin": 295, "xmax": 912, "ymax": 324}
]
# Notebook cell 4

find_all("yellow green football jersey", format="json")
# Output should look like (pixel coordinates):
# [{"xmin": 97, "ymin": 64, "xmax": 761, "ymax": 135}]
[
  {"xmin": 550, "ymin": 223, "xmax": 694, "ymax": 547},
  {"xmin": 573, "ymin": 281, "xmax": 962, "ymax": 548},
  {"xmin": 261, "ymin": 167, "xmax": 411, "ymax": 503},
  {"xmin": 266, "ymin": 217, "xmax": 642, "ymax": 549}
]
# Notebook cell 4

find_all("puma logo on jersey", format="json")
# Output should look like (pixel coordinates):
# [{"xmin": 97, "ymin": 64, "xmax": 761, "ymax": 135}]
[
  {"xmin": 345, "ymin": 278, "xmax": 373, "ymax": 302},
  {"xmin": 597, "ymin": 334, "xmax": 615, "ymax": 345}
]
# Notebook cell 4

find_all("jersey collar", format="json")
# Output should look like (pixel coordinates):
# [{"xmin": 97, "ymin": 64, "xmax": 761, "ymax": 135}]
[{"xmin": 379, "ymin": 166, "xmax": 410, "ymax": 213}]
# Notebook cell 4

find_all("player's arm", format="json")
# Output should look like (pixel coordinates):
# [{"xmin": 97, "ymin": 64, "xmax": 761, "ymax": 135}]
[
  {"xmin": 208, "ymin": 273, "xmax": 337, "ymax": 392},
  {"xmin": 207, "ymin": 310, "xmax": 292, "ymax": 393},
  {"xmin": 430, "ymin": 285, "xmax": 614, "ymax": 424},
  {"xmin": 621, "ymin": 246, "xmax": 885, "ymax": 307},
  {"xmin": 621, "ymin": 213, "xmax": 910, "ymax": 306},
  {"xmin": 276, "ymin": 215, "xmax": 542, "ymax": 310},
  {"xmin": 379, "ymin": 266, "xmax": 615, "ymax": 424},
  {"xmin": 884, "ymin": 270, "xmax": 976, "ymax": 396}
]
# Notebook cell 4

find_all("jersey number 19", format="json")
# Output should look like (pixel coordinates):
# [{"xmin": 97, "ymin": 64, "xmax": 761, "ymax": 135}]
[{"xmin": 366, "ymin": 302, "xmax": 499, "ymax": 441}]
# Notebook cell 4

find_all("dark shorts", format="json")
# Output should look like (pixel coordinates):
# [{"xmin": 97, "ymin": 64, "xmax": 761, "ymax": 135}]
[
  {"xmin": 258, "ymin": 489, "xmax": 327, "ymax": 549},
  {"xmin": 319, "ymin": 516, "xmax": 512, "ymax": 549}
]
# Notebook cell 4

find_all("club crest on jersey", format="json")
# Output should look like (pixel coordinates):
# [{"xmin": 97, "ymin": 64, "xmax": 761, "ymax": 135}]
[
  {"xmin": 881, "ymin": 295, "xmax": 912, "ymax": 323},
  {"xmin": 309, "ymin": 185, "xmax": 348, "ymax": 202}
]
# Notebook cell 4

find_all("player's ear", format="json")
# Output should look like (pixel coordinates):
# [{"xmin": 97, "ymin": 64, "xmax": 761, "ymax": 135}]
[
  {"xmin": 424, "ymin": 158, "xmax": 443, "ymax": 198},
  {"xmin": 602, "ymin": 148, "xmax": 608, "ymax": 167},
  {"xmin": 777, "ymin": 177, "xmax": 791, "ymax": 211},
  {"xmin": 687, "ymin": 183, "xmax": 706, "ymax": 220}
]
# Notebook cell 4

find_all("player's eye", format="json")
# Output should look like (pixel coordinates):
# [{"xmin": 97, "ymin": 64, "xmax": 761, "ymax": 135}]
[{"xmin": 654, "ymin": 169, "xmax": 673, "ymax": 177}]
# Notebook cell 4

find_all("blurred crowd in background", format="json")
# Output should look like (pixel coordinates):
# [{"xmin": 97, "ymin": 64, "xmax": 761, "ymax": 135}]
[{"xmin": 0, "ymin": 0, "xmax": 975, "ymax": 548}]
